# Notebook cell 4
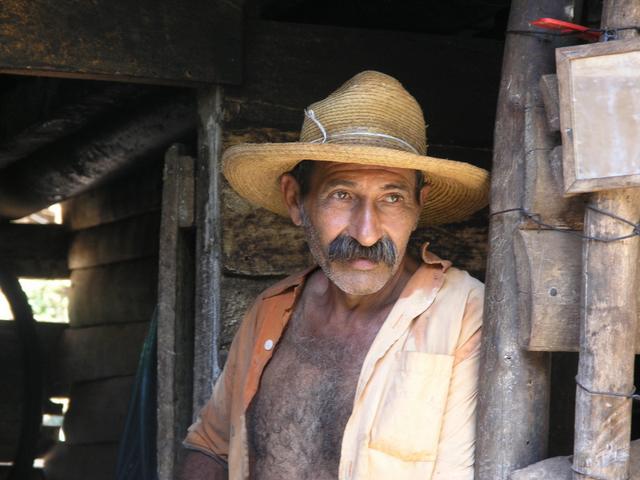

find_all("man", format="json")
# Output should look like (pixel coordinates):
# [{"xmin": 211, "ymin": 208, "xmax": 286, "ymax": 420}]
[{"xmin": 181, "ymin": 71, "xmax": 489, "ymax": 480}]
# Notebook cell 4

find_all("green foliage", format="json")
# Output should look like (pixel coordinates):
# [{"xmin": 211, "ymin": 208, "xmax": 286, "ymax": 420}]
[{"xmin": 19, "ymin": 279, "xmax": 70, "ymax": 323}]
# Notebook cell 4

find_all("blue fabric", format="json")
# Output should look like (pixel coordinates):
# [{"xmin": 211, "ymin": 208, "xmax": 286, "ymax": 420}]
[{"xmin": 115, "ymin": 309, "xmax": 158, "ymax": 480}]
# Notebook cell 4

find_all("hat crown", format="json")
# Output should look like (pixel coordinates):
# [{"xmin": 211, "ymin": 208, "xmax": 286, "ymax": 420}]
[{"xmin": 300, "ymin": 71, "xmax": 427, "ymax": 155}]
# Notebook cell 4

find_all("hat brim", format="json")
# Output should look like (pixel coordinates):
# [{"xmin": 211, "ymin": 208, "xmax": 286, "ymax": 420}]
[{"xmin": 223, "ymin": 142, "xmax": 490, "ymax": 226}]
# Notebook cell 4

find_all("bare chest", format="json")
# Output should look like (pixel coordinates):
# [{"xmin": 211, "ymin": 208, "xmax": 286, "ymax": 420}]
[{"xmin": 247, "ymin": 309, "xmax": 380, "ymax": 480}]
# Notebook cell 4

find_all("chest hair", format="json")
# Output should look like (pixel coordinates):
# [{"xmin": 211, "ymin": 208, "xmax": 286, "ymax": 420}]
[{"xmin": 247, "ymin": 305, "xmax": 379, "ymax": 480}]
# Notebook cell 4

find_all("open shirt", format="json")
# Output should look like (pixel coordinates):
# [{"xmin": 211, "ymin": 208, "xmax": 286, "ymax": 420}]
[{"xmin": 184, "ymin": 244, "xmax": 484, "ymax": 479}]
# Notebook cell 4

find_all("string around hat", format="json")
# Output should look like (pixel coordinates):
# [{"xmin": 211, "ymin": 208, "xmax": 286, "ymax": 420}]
[{"xmin": 303, "ymin": 108, "xmax": 420, "ymax": 155}]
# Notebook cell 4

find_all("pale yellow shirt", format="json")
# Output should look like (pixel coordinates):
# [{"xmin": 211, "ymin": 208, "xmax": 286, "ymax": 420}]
[{"xmin": 185, "ymin": 245, "xmax": 483, "ymax": 479}]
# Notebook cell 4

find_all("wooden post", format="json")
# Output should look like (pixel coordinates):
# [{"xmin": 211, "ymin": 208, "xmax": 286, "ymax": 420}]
[
  {"xmin": 193, "ymin": 86, "xmax": 224, "ymax": 413},
  {"xmin": 475, "ymin": 1, "xmax": 573, "ymax": 478},
  {"xmin": 157, "ymin": 145, "xmax": 196, "ymax": 480},
  {"xmin": 572, "ymin": 4, "xmax": 640, "ymax": 479}
]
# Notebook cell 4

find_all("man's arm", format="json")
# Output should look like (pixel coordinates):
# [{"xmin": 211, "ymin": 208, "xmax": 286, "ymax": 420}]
[
  {"xmin": 432, "ymin": 284, "xmax": 484, "ymax": 480},
  {"xmin": 180, "ymin": 450, "xmax": 228, "ymax": 480}
]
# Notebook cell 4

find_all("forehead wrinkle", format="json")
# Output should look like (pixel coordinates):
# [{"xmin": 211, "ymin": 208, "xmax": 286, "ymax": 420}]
[
  {"xmin": 321, "ymin": 178, "xmax": 358, "ymax": 190},
  {"xmin": 381, "ymin": 182, "xmax": 411, "ymax": 192}
]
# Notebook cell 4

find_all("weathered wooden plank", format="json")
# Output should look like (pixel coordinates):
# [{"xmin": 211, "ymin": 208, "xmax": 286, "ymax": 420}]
[
  {"xmin": 157, "ymin": 145, "xmax": 196, "ymax": 480},
  {"xmin": 63, "ymin": 376, "xmax": 134, "ymax": 445},
  {"xmin": 222, "ymin": 179, "xmax": 311, "ymax": 276},
  {"xmin": 572, "ymin": 6, "xmax": 640, "ymax": 479},
  {"xmin": 0, "ymin": 94, "xmax": 195, "ymax": 221},
  {"xmin": 68, "ymin": 212, "xmax": 160, "ymax": 270},
  {"xmin": 475, "ymin": 1, "xmax": 573, "ymax": 478},
  {"xmin": 514, "ymin": 229, "xmax": 582, "ymax": 352},
  {"xmin": 539, "ymin": 74, "xmax": 560, "ymax": 132},
  {"xmin": 522, "ymin": 99, "xmax": 584, "ymax": 230},
  {"xmin": 0, "ymin": 0, "xmax": 242, "ymax": 85},
  {"xmin": 514, "ymin": 228, "xmax": 640, "ymax": 353},
  {"xmin": 557, "ymin": 37, "xmax": 640, "ymax": 195},
  {"xmin": 0, "ymin": 224, "xmax": 70, "ymax": 278},
  {"xmin": 62, "ymin": 163, "xmax": 163, "ymax": 231},
  {"xmin": 69, "ymin": 258, "xmax": 158, "ymax": 327},
  {"xmin": 574, "ymin": 188, "xmax": 640, "ymax": 479},
  {"xmin": 0, "ymin": 78, "xmax": 158, "ymax": 169},
  {"xmin": 43, "ymin": 443, "xmax": 119, "ymax": 480},
  {"xmin": 225, "ymin": 20, "xmax": 503, "ymax": 154},
  {"xmin": 193, "ymin": 86, "xmax": 223, "ymax": 414},
  {"xmin": 55, "ymin": 322, "xmax": 149, "ymax": 385}
]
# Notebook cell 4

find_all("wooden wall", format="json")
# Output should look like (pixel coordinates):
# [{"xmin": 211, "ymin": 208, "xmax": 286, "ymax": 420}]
[{"xmin": 44, "ymin": 162, "xmax": 163, "ymax": 480}]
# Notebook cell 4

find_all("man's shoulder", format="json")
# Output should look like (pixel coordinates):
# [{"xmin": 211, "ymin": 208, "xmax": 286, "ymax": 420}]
[
  {"xmin": 443, "ymin": 265, "xmax": 484, "ymax": 294},
  {"xmin": 255, "ymin": 266, "xmax": 317, "ymax": 302}
]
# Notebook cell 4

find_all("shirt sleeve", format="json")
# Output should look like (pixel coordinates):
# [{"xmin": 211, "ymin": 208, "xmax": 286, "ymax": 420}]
[
  {"xmin": 432, "ymin": 284, "xmax": 484, "ymax": 480},
  {"xmin": 183, "ymin": 297, "xmax": 261, "ymax": 460}
]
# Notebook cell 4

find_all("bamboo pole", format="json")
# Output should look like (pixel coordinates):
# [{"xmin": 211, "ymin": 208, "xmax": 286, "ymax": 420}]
[
  {"xmin": 475, "ymin": 1, "xmax": 573, "ymax": 478},
  {"xmin": 572, "ymin": 4, "xmax": 640, "ymax": 479}
]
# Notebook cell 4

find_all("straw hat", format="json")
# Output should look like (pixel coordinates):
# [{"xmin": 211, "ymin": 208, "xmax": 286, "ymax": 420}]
[{"xmin": 223, "ymin": 70, "xmax": 489, "ymax": 226}]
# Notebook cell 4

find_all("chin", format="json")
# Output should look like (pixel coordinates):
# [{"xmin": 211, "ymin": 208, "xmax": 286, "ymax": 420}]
[{"xmin": 327, "ymin": 268, "xmax": 393, "ymax": 296}]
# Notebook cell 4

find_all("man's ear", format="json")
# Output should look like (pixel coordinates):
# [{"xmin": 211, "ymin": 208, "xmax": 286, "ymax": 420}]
[
  {"xmin": 413, "ymin": 184, "xmax": 431, "ymax": 230},
  {"xmin": 280, "ymin": 174, "xmax": 303, "ymax": 226},
  {"xmin": 418, "ymin": 184, "xmax": 431, "ymax": 208}
]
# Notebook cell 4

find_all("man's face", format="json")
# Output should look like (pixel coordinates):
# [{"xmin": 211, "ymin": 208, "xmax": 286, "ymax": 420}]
[{"xmin": 282, "ymin": 161, "xmax": 427, "ymax": 296}]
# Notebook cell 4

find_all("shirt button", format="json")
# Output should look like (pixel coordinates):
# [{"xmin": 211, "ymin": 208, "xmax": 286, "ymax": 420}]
[{"xmin": 264, "ymin": 339, "xmax": 274, "ymax": 351}]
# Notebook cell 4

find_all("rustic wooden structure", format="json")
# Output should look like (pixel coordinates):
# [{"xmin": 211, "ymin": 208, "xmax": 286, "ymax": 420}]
[
  {"xmin": 0, "ymin": 3, "xmax": 505, "ymax": 477},
  {"xmin": 6, "ymin": 1, "xmax": 639, "ymax": 479},
  {"xmin": 157, "ymin": 145, "xmax": 196, "ymax": 479},
  {"xmin": 475, "ymin": 1, "xmax": 576, "ymax": 477},
  {"xmin": 572, "ymin": 2, "xmax": 640, "ymax": 479}
]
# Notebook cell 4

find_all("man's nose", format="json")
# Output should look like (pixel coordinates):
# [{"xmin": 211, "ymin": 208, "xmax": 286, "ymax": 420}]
[{"xmin": 349, "ymin": 201, "xmax": 383, "ymax": 247}]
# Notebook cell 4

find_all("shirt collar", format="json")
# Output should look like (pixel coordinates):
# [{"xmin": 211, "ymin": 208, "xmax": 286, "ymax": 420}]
[{"xmin": 420, "ymin": 242, "xmax": 452, "ymax": 272}]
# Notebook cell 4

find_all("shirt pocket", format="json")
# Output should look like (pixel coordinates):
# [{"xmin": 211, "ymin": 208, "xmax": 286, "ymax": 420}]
[{"xmin": 368, "ymin": 351, "xmax": 454, "ymax": 463}]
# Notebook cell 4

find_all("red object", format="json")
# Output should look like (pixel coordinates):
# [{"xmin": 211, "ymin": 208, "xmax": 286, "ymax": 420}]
[{"xmin": 531, "ymin": 17, "xmax": 601, "ymax": 41}]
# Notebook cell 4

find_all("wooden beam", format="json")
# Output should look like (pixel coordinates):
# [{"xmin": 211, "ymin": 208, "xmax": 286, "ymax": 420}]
[
  {"xmin": 0, "ymin": 78, "xmax": 157, "ymax": 170},
  {"xmin": 0, "ymin": 224, "xmax": 69, "ymax": 278},
  {"xmin": 69, "ymin": 258, "xmax": 158, "ymax": 327},
  {"xmin": 539, "ymin": 75, "xmax": 560, "ymax": 132},
  {"xmin": 475, "ymin": 1, "xmax": 574, "ymax": 478},
  {"xmin": 67, "ymin": 212, "xmax": 160, "ymax": 270},
  {"xmin": 572, "ymin": 5, "xmax": 640, "ymax": 479},
  {"xmin": 515, "ymin": 229, "xmax": 582, "ymax": 352},
  {"xmin": 62, "ymin": 162, "xmax": 163, "ymax": 231},
  {"xmin": 515, "ymin": 229, "xmax": 640, "ymax": 353},
  {"xmin": 157, "ymin": 145, "xmax": 196, "ymax": 480},
  {"xmin": 0, "ymin": 0, "xmax": 242, "ymax": 86},
  {"xmin": 0, "ymin": 94, "xmax": 195, "ymax": 221},
  {"xmin": 192, "ymin": 87, "xmax": 224, "ymax": 414},
  {"xmin": 54, "ymin": 322, "xmax": 149, "ymax": 386},
  {"xmin": 522, "ymin": 93, "xmax": 584, "ymax": 231}
]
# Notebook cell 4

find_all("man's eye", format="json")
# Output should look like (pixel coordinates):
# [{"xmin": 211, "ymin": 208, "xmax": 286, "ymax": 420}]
[
  {"xmin": 332, "ymin": 191, "xmax": 350, "ymax": 200},
  {"xmin": 384, "ymin": 193, "xmax": 403, "ymax": 203}
]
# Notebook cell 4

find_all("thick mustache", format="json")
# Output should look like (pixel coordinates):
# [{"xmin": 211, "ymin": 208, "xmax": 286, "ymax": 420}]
[{"xmin": 327, "ymin": 235, "xmax": 398, "ymax": 267}]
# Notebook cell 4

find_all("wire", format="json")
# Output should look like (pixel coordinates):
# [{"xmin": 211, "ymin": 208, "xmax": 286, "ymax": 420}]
[
  {"xmin": 506, "ymin": 26, "xmax": 640, "ymax": 41},
  {"xmin": 490, "ymin": 206, "xmax": 640, "ymax": 243}
]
